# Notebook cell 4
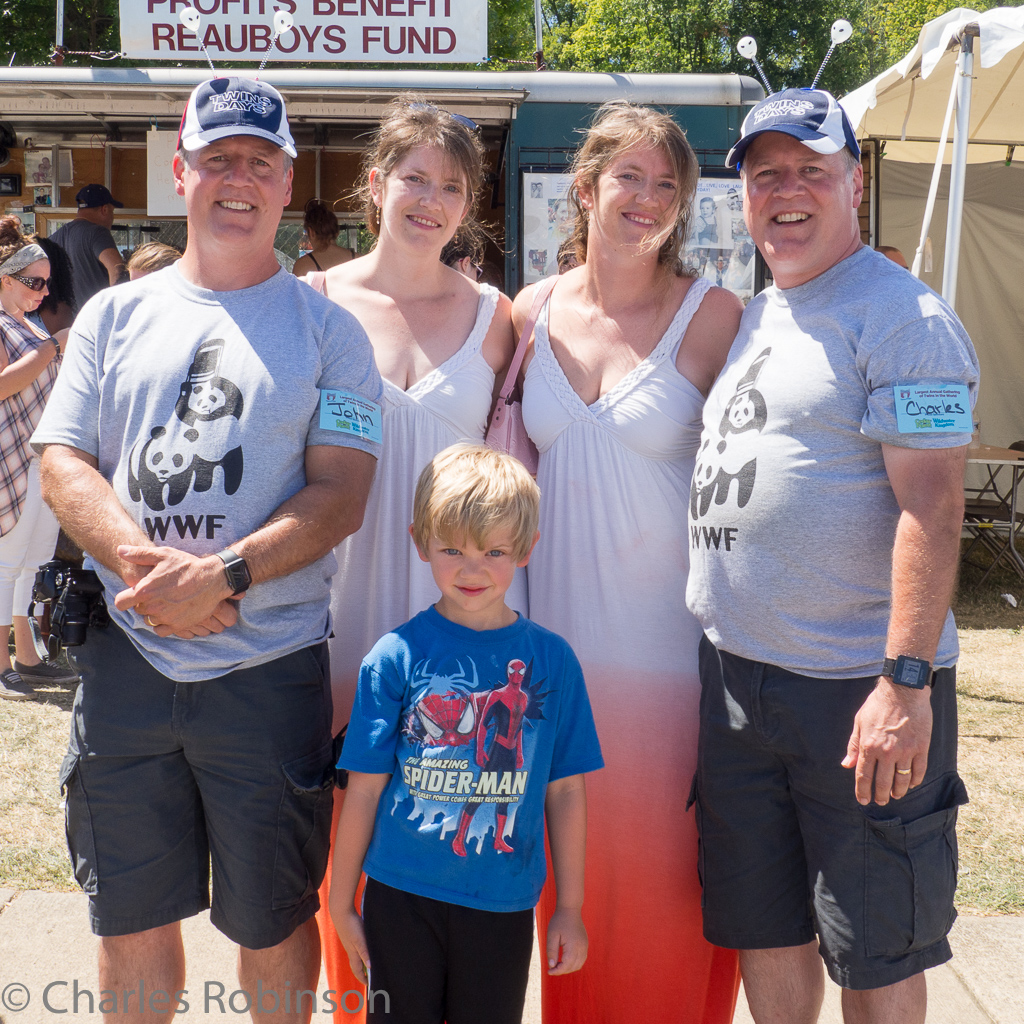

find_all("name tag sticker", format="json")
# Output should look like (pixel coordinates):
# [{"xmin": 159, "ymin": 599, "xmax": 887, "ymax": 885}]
[
  {"xmin": 893, "ymin": 383, "xmax": 972, "ymax": 434},
  {"xmin": 319, "ymin": 390, "xmax": 383, "ymax": 444}
]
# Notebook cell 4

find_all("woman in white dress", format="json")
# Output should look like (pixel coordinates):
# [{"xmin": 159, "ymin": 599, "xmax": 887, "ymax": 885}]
[
  {"xmin": 515, "ymin": 103, "xmax": 744, "ymax": 1024},
  {"xmin": 308, "ymin": 99, "xmax": 515, "ymax": 1020}
]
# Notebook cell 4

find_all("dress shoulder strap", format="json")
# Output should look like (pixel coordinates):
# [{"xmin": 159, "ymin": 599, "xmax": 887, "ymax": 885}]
[{"xmin": 305, "ymin": 271, "xmax": 328, "ymax": 295}]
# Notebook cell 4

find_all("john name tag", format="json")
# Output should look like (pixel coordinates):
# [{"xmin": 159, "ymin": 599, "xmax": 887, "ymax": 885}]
[
  {"xmin": 319, "ymin": 390, "xmax": 383, "ymax": 444},
  {"xmin": 893, "ymin": 384, "xmax": 971, "ymax": 434}
]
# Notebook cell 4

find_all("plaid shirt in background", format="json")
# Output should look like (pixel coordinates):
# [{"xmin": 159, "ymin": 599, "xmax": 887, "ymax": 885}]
[{"xmin": 0, "ymin": 309, "xmax": 60, "ymax": 535}]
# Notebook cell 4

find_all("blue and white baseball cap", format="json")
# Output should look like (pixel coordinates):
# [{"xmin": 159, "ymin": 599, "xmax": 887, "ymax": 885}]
[
  {"xmin": 726, "ymin": 88, "xmax": 860, "ymax": 170},
  {"xmin": 178, "ymin": 77, "xmax": 297, "ymax": 158}
]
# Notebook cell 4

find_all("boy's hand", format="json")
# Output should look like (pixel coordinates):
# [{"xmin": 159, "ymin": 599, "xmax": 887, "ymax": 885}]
[
  {"xmin": 334, "ymin": 907, "xmax": 371, "ymax": 984},
  {"xmin": 546, "ymin": 907, "xmax": 588, "ymax": 975}
]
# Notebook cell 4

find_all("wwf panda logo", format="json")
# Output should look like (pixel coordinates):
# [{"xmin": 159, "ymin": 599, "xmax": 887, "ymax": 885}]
[
  {"xmin": 690, "ymin": 347, "xmax": 770, "ymax": 519},
  {"xmin": 128, "ymin": 339, "xmax": 244, "ymax": 512}
]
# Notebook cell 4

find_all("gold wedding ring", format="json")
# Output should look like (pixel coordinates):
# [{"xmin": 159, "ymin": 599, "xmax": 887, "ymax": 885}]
[
  {"xmin": 895, "ymin": 768, "xmax": 912, "ymax": 775},
  {"xmin": 145, "ymin": 615, "xmax": 155, "ymax": 627}
]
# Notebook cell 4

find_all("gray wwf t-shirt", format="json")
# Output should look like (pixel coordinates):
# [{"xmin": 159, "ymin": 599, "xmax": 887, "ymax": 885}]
[
  {"xmin": 33, "ymin": 264, "xmax": 383, "ymax": 682},
  {"xmin": 50, "ymin": 219, "xmax": 118, "ymax": 308},
  {"xmin": 686, "ymin": 247, "xmax": 979, "ymax": 678}
]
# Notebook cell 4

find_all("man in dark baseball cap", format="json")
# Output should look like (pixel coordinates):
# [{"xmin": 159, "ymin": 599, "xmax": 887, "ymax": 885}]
[
  {"xmin": 49, "ymin": 183, "xmax": 125, "ymax": 306},
  {"xmin": 726, "ymin": 86, "xmax": 860, "ymax": 170},
  {"xmin": 689, "ymin": 83, "xmax": 978, "ymax": 1024},
  {"xmin": 75, "ymin": 183, "xmax": 124, "ymax": 209},
  {"xmin": 178, "ymin": 76, "xmax": 297, "ymax": 157}
]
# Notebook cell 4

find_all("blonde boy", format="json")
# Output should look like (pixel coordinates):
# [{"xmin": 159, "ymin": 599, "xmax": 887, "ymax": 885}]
[{"xmin": 330, "ymin": 443, "xmax": 603, "ymax": 1023}]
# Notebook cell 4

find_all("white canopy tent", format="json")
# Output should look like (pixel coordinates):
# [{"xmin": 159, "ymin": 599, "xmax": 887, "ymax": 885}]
[{"xmin": 842, "ymin": 6, "xmax": 1024, "ymax": 447}]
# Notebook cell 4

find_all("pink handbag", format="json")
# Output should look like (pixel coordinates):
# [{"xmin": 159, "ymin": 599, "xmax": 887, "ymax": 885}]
[{"xmin": 485, "ymin": 276, "xmax": 557, "ymax": 475}]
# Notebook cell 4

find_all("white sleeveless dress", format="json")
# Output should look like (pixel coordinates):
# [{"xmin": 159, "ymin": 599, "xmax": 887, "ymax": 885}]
[
  {"xmin": 320, "ymin": 282, "xmax": 527, "ymax": 1024},
  {"xmin": 328, "ymin": 283, "xmax": 527, "ymax": 718},
  {"xmin": 523, "ymin": 276, "xmax": 739, "ymax": 1024}
]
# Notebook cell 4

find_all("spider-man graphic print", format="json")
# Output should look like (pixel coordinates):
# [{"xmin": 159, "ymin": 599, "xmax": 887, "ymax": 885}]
[{"xmin": 340, "ymin": 607, "xmax": 603, "ymax": 912}]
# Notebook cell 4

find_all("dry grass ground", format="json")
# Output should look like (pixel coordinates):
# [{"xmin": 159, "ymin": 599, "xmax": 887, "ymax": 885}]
[
  {"xmin": 952, "ymin": 546, "xmax": 1024, "ymax": 915},
  {"xmin": 0, "ymin": 673, "xmax": 76, "ymax": 891},
  {"xmin": 2, "ymin": 545, "xmax": 1023, "ymax": 912}
]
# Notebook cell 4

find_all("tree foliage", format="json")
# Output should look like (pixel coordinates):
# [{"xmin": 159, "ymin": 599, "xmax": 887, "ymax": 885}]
[
  {"xmin": 1, "ymin": 0, "xmax": 119, "ymax": 66},
  {"xmin": 544, "ymin": 0, "xmax": 887, "ymax": 95},
  {"xmin": 869, "ymin": 0, "xmax": 1003, "ymax": 65}
]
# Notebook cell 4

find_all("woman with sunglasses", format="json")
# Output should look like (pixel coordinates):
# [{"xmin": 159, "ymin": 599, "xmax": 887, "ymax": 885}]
[
  {"xmin": 0, "ymin": 237, "xmax": 71, "ymax": 700},
  {"xmin": 516, "ymin": 103, "xmax": 745, "ymax": 1023},
  {"xmin": 303, "ymin": 97, "xmax": 515, "ymax": 1020}
]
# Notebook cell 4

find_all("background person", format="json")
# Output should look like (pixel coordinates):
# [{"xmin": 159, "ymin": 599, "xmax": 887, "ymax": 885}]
[
  {"xmin": 125, "ymin": 241, "xmax": 181, "ymax": 280},
  {"xmin": 304, "ymin": 97, "xmax": 516, "ymax": 1022},
  {"xmin": 293, "ymin": 198, "xmax": 354, "ymax": 276},
  {"xmin": 515, "ymin": 101, "xmax": 744, "ymax": 1024},
  {"xmin": 0, "ymin": 237, "xmax": 72, "ymax": 699},
  {"xmin": 32, "ymin": 77, "xmax": 382, "ymax": 1021},
  {"xmin": 687, "ymin": 88, "xmax": 979, "ymax": 1024},
  {"xmin": 440, "ymin": 218, "xmax": 487, "ymax": 280},
  {"xmin": 49, "ymin": 184, "xmax": 125, "ymax": 308},
  {"xmin": 0, "ymin": 218, "xmax": 76, "ymax": 335},
  {"xmin": 31, "ymin": 235, "xmax": 77, "ymax": 334},
  {"xmin": 876, "ymin": 243, "xmax": 909, "ymax": 268}
]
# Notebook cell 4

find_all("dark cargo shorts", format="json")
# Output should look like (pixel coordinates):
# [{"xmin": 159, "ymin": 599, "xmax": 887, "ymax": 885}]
[
  {"xmin": 61, "ymin": 622, "xmax": 335, "ymax": 949},
  {"xmin": 692, "ymin": 636, "xmax": 967, "ymax": 990}
]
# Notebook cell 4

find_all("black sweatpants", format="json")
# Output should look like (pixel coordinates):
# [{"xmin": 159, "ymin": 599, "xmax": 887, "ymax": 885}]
[{"xmin": 362, "ymin": 876, "xmax": 533, "ymax": 1024}]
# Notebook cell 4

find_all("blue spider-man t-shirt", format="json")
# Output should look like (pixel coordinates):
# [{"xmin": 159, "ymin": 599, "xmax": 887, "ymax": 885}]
[{"xmin": 340, "ymin": 605, "xmax": 604, "ymax": 913}]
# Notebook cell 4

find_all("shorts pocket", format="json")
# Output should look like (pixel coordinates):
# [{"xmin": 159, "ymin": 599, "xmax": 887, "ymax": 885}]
[
  {"xmin": 271, "ymin": 743, "xmax": 335, "ymax": 910},
  {"xmin": 58, "ymin": 753, "xmax": 99, "ymax": 896},
  {"xmin": 864, "ymin": 773, "xmax": 968, "ymax": 957}
]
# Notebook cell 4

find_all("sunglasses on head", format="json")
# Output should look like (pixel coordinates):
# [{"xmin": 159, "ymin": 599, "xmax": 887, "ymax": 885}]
[
  {"xmin": 9, "ymin": 274, "xmax": 51, "ymax": 292},
  {"xmin": 408, "ymin": 102, "xmax": 480, "ymax": 133}
]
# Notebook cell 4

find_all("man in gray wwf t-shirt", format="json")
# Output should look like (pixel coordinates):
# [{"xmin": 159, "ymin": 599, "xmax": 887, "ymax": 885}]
[
  {"xmin": 686, "ymin": 89, "xmax": 978, "ymax": 1024},
  {"xmin": 32, "ymin": 78, "xmax": 382, "ymax": 1018}
]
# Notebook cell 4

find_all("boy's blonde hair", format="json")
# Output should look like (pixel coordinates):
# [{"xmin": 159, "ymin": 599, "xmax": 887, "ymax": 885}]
[{"xmin": 412, "ymin": 444, "xmax": 539, "ymax": 562}]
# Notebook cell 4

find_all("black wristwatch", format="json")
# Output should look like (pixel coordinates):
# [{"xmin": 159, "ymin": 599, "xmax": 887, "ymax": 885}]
[
  {"xmin": 882, "ymin": 655, "xmax": 934, "ymax": 689},
  {"xmin": 215, "ymin": 548, "xmax": 252, "ymax": 596}
]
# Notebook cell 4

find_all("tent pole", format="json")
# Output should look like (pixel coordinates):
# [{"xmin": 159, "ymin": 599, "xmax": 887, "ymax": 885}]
[
  {"xmin": 941, "ymin": 26, "xmax": 977, "ymax": 308},
  {"xmin": 910, "ymin": 70, "xmax": 958, "ymax": 279}
]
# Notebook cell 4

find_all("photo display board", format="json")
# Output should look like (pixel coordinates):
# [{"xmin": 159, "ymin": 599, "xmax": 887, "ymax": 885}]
[
  {"xmin": 682, "ymin": 177, "xmax": 755, "ymax": 303},
  {"xmin": 521, "ymin": 173, "xmax": 755, "ymax": 303}
]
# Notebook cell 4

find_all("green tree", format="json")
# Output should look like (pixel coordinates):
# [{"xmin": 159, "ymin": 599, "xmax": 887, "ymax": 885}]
[
  {"xmin": 545, "ymin": 0, "xmax": 891, "ymax": 95},
  {"xmin": 869, "ymin": 0, "xmax": 1002, "ymax": 65},
  {"xmin": 1, "ymin": 0, "xmax": 119, "ymax": 66}
]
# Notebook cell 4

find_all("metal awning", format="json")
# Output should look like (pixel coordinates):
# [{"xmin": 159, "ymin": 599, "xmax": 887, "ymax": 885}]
[{"xmin": 0, "ymin": 68, "xmax": 759, "ymax": 139}]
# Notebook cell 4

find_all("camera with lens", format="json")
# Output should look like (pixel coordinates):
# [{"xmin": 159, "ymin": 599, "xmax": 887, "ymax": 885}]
[{"xmin": 28, "ymin": 559, "xmax": 109, "ymax": 661}]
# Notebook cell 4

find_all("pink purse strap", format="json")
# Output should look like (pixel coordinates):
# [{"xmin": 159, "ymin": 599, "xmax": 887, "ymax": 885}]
[{"xmin": 497, "ymin": 276, "xmax": 558, "ymax": 403}]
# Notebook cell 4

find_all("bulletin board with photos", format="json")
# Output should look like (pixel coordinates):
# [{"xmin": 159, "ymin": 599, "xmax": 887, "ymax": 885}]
[
  {"xmin": 520, "ymin": 171, "xmax": 757, "ymax": 304},
  {"xmin": 682, "ymin": 176, "xmax": 756, "ymax": 304}
]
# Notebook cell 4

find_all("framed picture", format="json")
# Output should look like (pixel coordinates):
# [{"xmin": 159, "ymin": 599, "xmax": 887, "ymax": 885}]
[
  {"xmin": 25, "ymin": 150, "xmax": 74, "ymax": 186},
  {"xmin": 0, "ymin": 173, "xmax": 22, "ymax": 195}
]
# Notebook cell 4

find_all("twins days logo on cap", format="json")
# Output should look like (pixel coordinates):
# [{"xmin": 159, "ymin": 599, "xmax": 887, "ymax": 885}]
[
  {"xmin": 726, "ymin": 87, "xmax": 860, "ymax": 169},
  {"xmin": 178, "ymin": 77, "xmax": 297, "ymax": 158}
]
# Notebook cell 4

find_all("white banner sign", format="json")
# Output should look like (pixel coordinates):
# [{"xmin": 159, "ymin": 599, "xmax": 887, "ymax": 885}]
[
  {"xmin": 120, "ymin": 0, "xmax": 487, "ymax": 63},
  {"xmin": 147, "ymin": 130, "xmax": 186, "ymax": 216}
]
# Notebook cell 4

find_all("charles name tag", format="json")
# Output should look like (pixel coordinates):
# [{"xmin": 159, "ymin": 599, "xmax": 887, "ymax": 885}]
[
  {"xmin": 320, "ymin": 390, "xmax": 383, "ymax": 444},
  {"xmin": 893, "ymin": 384, "xmax": 972, "ymax": 434}
]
